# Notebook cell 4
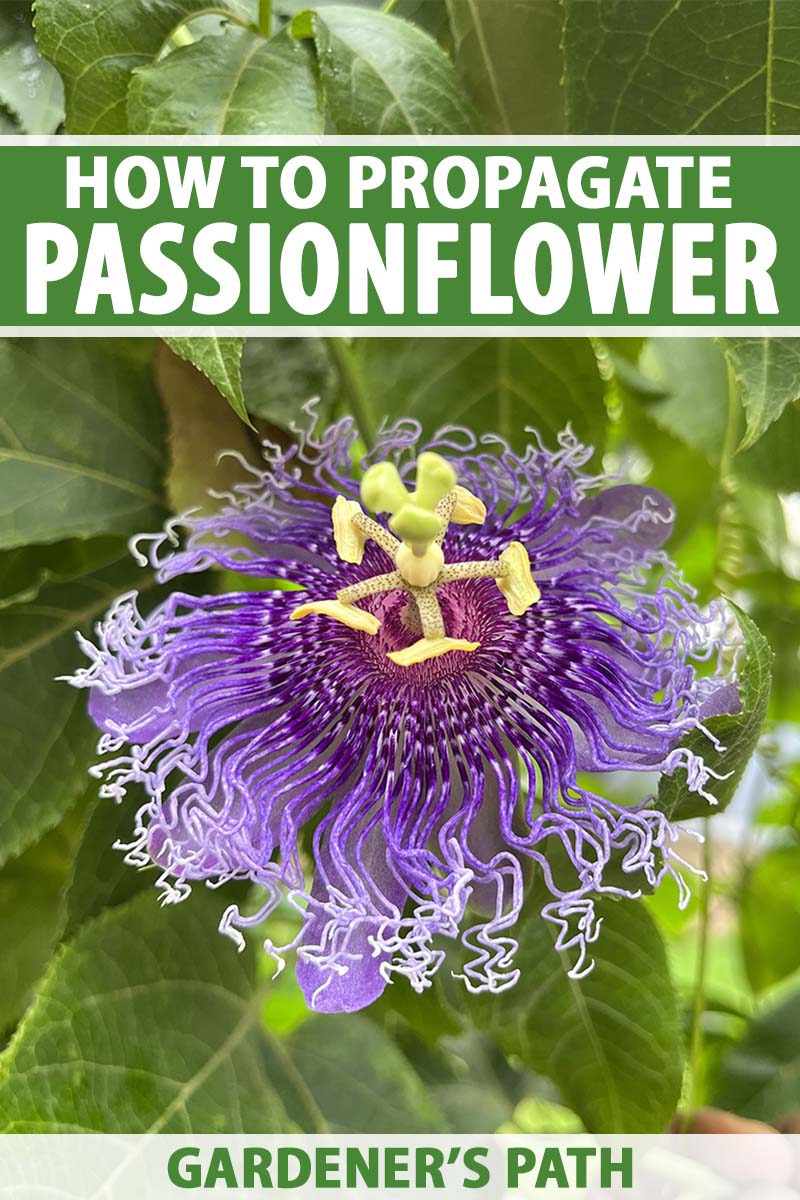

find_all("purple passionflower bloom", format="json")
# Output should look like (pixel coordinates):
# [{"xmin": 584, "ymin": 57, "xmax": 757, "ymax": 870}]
[{"xmin": 67, "ymin": 416, "xmax": 737, "ymax": 1013}]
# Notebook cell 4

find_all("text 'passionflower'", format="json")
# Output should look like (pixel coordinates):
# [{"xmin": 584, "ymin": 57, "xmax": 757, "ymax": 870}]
[{"xmin": 67, "ymin": 416, "xmax": 739, "ymax": 1013}]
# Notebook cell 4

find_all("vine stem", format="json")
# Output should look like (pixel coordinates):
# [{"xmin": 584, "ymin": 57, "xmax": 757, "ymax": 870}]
[
  {"xmin": 382, "ymin": 0, "xmax": 401, "ymax": 12},
  {"xmin": 163, "ymin": 7, "xmax": 250, "ymax": 54},
  {"xmin": 684, "ymin": 819, "xmax": 712, "ymax": 1126},
  {"xmin": 326, "ymin": 337, "xmax": 378, "ymax": 449},
  {"xmin": 170, "ymin": 24, "xmax": 194, "ymax": 46},
  {"xmin": 683, "ymin": 353, "xmax": 741, "ymax": 1126},
  {"xmin": 258, "ymin": 0, "xmax": 272, "ymax": 36},
  {"xmin": 714, "ymin": 356, "xmax": 744, "ymax": 594}
]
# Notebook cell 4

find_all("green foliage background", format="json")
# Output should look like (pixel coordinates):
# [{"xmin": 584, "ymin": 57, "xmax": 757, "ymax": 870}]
[{"xmin": 0, "ymin": 0, "xmax": 799, "ymax": 1136}]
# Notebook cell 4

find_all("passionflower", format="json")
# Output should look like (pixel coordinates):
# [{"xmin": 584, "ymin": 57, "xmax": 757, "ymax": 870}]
[{"xmin": 67, "ymin": 415, "xmax": 737, "ymax": 1013}]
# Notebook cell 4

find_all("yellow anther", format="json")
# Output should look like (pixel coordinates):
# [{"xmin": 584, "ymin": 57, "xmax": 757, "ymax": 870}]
[
  {"xmin": 290, "ymin": 600, "xmax": 381, "ymax": 635},
  {"xmin": 361, "ymin": 462, "xmax": 409, "ymax": 515},
  {"xmin": 450, "ymin": 485, "xmax": 487, "ymax": 525},
  {"xmin": 332, "ymin": 496, "xmax": 367, "ymax": 564},
  {"xmin": 387, "ymin": 636, "xmax": 480, "ymax": 667},
  {"xmin": 496, "ymin": 542, "xmax": 540, "ymax": 616}
]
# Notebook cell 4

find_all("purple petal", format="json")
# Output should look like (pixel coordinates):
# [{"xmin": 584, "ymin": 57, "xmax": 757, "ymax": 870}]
[
  {"xmin": 699, "ymin": 681, "xmax": 741, "ymax": 719},
  {"xmin": 89, "ymin": 678, "xmax": 173, "ymax": 742},
  {"xmin": 297, "ymin": 825, "xmax": 407, "ymax": 1013},
  {"xmin": 578, "ymin": 484, "xmax": 675, "ymax": 556}
]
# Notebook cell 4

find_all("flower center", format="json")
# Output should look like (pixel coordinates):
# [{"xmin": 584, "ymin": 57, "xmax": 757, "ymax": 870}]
[{"xmin": 291, "ymin": 452, "xmax": 541, "ymax": 667}]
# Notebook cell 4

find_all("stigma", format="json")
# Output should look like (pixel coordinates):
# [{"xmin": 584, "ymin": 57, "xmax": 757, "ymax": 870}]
[{"xmin": 291, "ymin": 452, "xmax": 540, "ymax": 666}]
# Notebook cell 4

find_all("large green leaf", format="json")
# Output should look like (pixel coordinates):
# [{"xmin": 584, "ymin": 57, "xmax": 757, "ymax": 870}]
[
  {"xmin": 0, "ymin": 816, "xmax": 83, "ymax": 1033},
  {"xmin": 0, "ymin": 557, "xmax": 152, "ymax": 868},
  {"xmin": 736, "ymin": 402, "xmax": 800, "ymax": 494},
  {"xmin": 616, "ymin": 338, "xmax": 731, "ymax": 465},
  {"xmin": 0, "ymin": 886, "xmax": 455, "ymax": 1133},
  {"xmin": 128, "ymin": 27, "xmax": 323, "ymax": 134},
  {"xmin": 563, "ymin": 0, "xmax": 800, "ymax": 134},
  {"xmin": 0, "ymin": 103, "xmax": 18, "ymax": 132},
  {"xmin": 467, "ymin": 881, "xmax": 683, "ymax": 1133},
  {"xmin": 372, "ymin": 972, "xmax": 463, "ymax": 1047},
  {"xmin": 0, "ymin": 2, "xmax": 63, "ymax": 133},
  {"xmin": 713, "ymin": 992, "xmax": 800, "ymax": 1123},
  {"xmin": 658, "ymin": 605, "xmax": 772, "ymax": 821},
  {"xmin": 157, "ymin": 341, "xmax": 262, "ymax": 517},
  {"xmin": 0, "ymin": 890, "xmax": 312, "ymax": 1133},
  {"xmin": 276, "ymin": 0, "xmax": 450, "ymax": 39},
  {"xmin": 34, "ymin": 0, "xmax": 253, "ymax": 133},
  {"xmin": 0, "ymin": 340, "xmax": 165, "ymax": 550},
  {"xmin": 740, "ymin": 844, "xmax": 800, "ymax": 994},
  {"xmin": 241, "ymin": 337, "xmax": 337, "ymax": 428},
  {"xmin": 446, "ymin": 0, "xmax": 564, "ymax": 133},
  {"xmin": 352, "ymin": 337, "xmax": 606, "ymax": 452},
  {"xmin": 722, "ymin": 338, "xmax": 800, "ymax": 449},
  {"xmin": 391, "ymin": 1029, "xmax": 521, "ymax": 1135},
  {"xmin": 743, "ymin": 569, "xmax": 800, "ymax": 723},
  {"xmin": 288, "ymin": 1014, "xmax": 446, "ymax": 1133},
  {"xmin": 292, "ymin": 5, "xmax": 476, "ymax": 134},
  {"xmin": 0, "ymin": 537, "xmax": 122, "ymax": 610},
  {"xmin": 164, "ymin": 337, "xmax": 251, "ymax": 428},
  {"xmin": 621, "ymin": 339, "xmax": 800, "ymax": 494},
  {"xmin": 60, "ymin": 796, "xmax": 154, "ymax": 942}
]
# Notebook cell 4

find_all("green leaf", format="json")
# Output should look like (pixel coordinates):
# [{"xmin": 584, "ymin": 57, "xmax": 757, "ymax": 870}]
[
  {"xmin": 276, "ymin": 0, "xmax": 450, "ymax": 39},
  {"xmin": 0, "ymin": 536, "xmax": 122, "ymax": 609},
  {"xmin": 419, "ymin": 1033, "xmax": 521, "ymax": 1135},
  {"xmin": 0, "ymin": 102, "xmax": 19, "ymax": 132},
  {"xmin": 371, "ymin": 973, "xmax": 463, "ymax": 1046},
  {"xmin": 740, "ymin": 844, "xmax": 800, "ymax": 994},
  {"xmin": 288, "ymin": 1014, "xmax": 446, "ymax": 1133},
  {"xmin": 377, "ymin": 0, "xmax": 451, "ymax": 39},
  {"xmin": 241, "ymin": 336, "xmax": 337, "ymax": 428},
  {"xmin": 0, "ymin": 2, "xmax": 63, "ymax": 132},
  {"xmin": 619, "ymin": 338, "xmax": 731, "ymax": 465},
  {"xmin": 60, "ymin": 795, "xmax": 154, "ymax": 942},
  {"xmin": 467, "ymin": 881, "xmax": 683, "ymax": 1133},
  {"xmin": 0, "ymin": 887, "xmax": 447, "ymax": 1133},
  {"xmin": 722, "ymin": 337, "xmax": 800, "ymax": 449},
  {"xmin": 352, "ymin": 337, "xmax": 607, "ymax": 453},
  {"xmin": 292, "ymin": 5, "xmax": 476, "ymax": 134},
  {"xmin": 508, "ymin": 1096, "xmax": 584, "ymax": 1135},
  {"xmin": 658, "ymin": 604, "xmax": 773, "ymax": 822},
  {"xmin": 0, "ymin": 556, "xmax": 152, "ymax": 868},
  {"xmin": 0, "ymin": 890, "xmax": 309, "ymax": 1133},
  {"xmin": 34, "ymin": 0, "xmax": 253, "ymax": 133},
  {"xmin": 158, "ymin": 341, "xmax": 263, "ymax": 516},
  {"xmin": 563, "ymin": 0, "xmax": 800, "ymax": 134},
  {"xmin": 446, "ymin": 0, "xmax": 564, "ymax": 133},
  {"xmin": 0, "ymin": 817, "xmax": 83, "ymax": 1033},
  {"xmin": 164, "ymin": 337, "xmax": 252, "ymax": 428},
  {"xmin": 0, "ymin": 339, "xmax": 165, "ymax": 550},
  {"xmin": 736, "ymin": 402, "xmax": 800, "ymax": 494},
  {"xmin": 128, "ymin": 27, "xmax": 323, "ymax": 134},
  {"xmin": 748, "ymin": 576, "xmax": 800, "ymax": 723},
  {"xmin": 713, "ymin": 992, "xmax": 800, "ymax": 1123}
]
